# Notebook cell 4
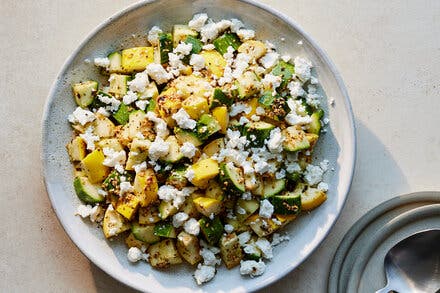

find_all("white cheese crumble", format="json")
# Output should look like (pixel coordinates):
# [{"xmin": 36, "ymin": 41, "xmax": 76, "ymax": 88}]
[
  {"xmin": 261, "ymin": 73, "xmax": 282, "ymax": 89},
  {"xmin": 236, "ymin": 29, "xmax": 255, "ymax": 41},
  {"xmin": 255, "ymin": 238, "xmax": 273, "ymax": 259},
  {"xmin": 229, "ymin": 102, "xmax": 252, "ymax": 116},
  {"xmin": 200, "ymin": 248, "xmax": 221, "ymax": 266},
  {"xmin": 303, "ymin": 164, "xmax": 324, "ymax": 185},
  {"xmin": 202, "ymin": 44, "xmax": 215, "ymax": 50},
  {"xmin": 133, "ymin": 161, "xmax": 147, "ymax": 174},
  {"xmin": 294, "ymin": 56, "xmax": 313, "ymax": 82},
  {"xmin": 259, "ymin": 52, "xmax": 279, "ymax": 69},
  {"xmin": 128, "ymin": 71, "xmax": 149, "ymax": 92},
  {"xmin": 230, "ymin": 18, "xmax": 244, "ymax": 33},
  {"xmin": 68, "ymin": 107, "xmax": 96, "ymax": 126},
  {"xmin": 135, "ymin": 99, "xmax": 149, "ymax": 111},
  {"xmin": 271, "ymin": 233, "xmax": 290, "ymax": 246},
  {"xmin": 281, "ymin": 55, "xmax": 291, "ymax": 62},
  {"xmin": 148, "ymin": 136, "xmax": 170, "ymax": 161},
  {"xmin": 94, "ymin": 57, "xmax": 110, "ymax": 69},
  {"xmin": 174, "ymin": 42, "xmax": 193, "ymax": 56},
  {"xmin": 75, "ymin": 204, "xmax": 93, "ymax": 218},
  {"xmin": 127, "ymin": 247, "xmax": 149, "ymax": 263},
  {"xmin": 184, "ymin": 218, "xmax": 200, "ymax": 236},
  {"xmin": 259, "ymin": 199, "xmax": 274, "ymax": 219},
  {"xmin": 180, "ymin": 142, "xmax": 197, "ymax": 158},
  {"xmin": 172, "ymin": 108, "xmax": 197, "ymax": 130},
  {"xmin": 102, "ymin": 147, "xmax": 126, "ymax": 167},
  {"xmin": 224, "ymin": 224, "xmax": 234, "ymax": 234},
  {"xmin": 119, "ymin": 181, "xmax": 133, "ymax": 195},
  {"xmin": 146, "ymin": 63, "xmax": 173, "ymax": 84},
  {"xmin": 266, "ymin": 128, "xmax": 284, "ymax": 153},
  {"xmin": 190, "ymin": 54, "xmax": 206, "ymax": 71},
  {"xmin": 172, "ymin": 212, "xmax": 189, "ymax": 228},
  {"xmin": 188, "ymin": 13, "xmax": 208, "ymax": 32},
  {"xmin": 287, "ymin": 81, "xmax": 305, "ymax": 98},
  {"xmin": 240, "ymin": 260, "xmax": 266, "ymax": 277},
  {"xmin": 194, "ymin": 264, "xmax": 216, "ymax": 285},
  {"xmin": 147, "ymin": 26, "xmax": 162, "ymax": 46},
  {"xmin": 238, "ymin": 231, "xmax": 252, "ymax": 246},
  {"xmin": 317, "ymin": 182, "xmax": 329, "ymax": 191},
  {"xmin": 79, "ymin": 126, "xmax": 99, "ymax": 151},
  {"xmin": 145, "ymin": 111, "xmax": 169, "ymax": 138},
  {"xmin": 122, "ymin": 91, "xmax": 138, "ymax": 105},
  {"xmin": 185, "ymin": 168, "xmax": 195, "ymax": 181}
]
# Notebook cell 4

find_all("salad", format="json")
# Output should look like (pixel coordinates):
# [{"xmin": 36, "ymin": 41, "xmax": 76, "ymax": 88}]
[{"xmin": 67, "ymin": 13, "xmax": 330, "ymax": 285}]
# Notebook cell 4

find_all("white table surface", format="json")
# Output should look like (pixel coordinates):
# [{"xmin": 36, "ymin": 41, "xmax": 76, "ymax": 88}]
[{"xmin": 1, "ymin": 0, "xmax": 439, "ymax": 292}]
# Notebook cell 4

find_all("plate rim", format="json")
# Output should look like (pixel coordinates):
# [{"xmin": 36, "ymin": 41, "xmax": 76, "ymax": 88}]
[{"xmin": 41, "ymin": 0, "xmax": 356, "ymax": 292}]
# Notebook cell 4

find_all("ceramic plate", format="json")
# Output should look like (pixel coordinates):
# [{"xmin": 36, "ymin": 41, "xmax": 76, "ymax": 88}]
[{"xmin": 42, "ymin": 0, "xmax": 355, "ymax": 292}]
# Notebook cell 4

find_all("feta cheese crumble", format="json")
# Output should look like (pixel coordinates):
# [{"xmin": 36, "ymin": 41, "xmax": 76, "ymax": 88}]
[
  {"xmin": 147, "ymin": 26, "xmax": 162, "ymax": 46},
  {"xmin": 259, "ymin": 199, "xmax": 274, "ymax": 218},
  {"xmin": 94, "ymin": 57, "xmax": 110, "ymax": 69},
  {"xmin": 184, "ymin": 218, "xmax": 200, "ymax": 236},
  {"xmin": 146, "ymin": 63, "xmax": 173, "ymax": 84},
  {"xmin": 194, "ymin": 264, "xmax": 216, "ymax": 285},
  {"xmin": 68, "ymin": 107, "xmax": 95, "ymax": 126},
  {"xmin": 172, "ymin": 212, "xmax": 189, "ymax": 228},
  {"xmin": 127, "ymin": 247, "xmax": 149, "ymax": 263},
  {"xmin": 240, "ymin": 260, "xmax": 266, "ymax": 277},
  {"xmin": 172, "ymin": 108, "xmax": 197, "ymax": 130},
  {"xmin": 180, "ymin": 142, "xmax": 197, "ymax": 158}
]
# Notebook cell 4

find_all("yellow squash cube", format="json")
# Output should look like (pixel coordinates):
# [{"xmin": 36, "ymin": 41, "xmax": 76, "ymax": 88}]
[
  {"xmin": 211, "ymin": 106, "xmax": 229, "ymax": 134},
  {"xmin": 116, "ymin": 193, "xmax": 141, "ymax": 220},
  {"xmin": 190, "ymin": 158, "xmax": 219, "ymax": 187},
  {"xmin": 244, "ymin": 98, "xmax": 259, "ymax": 119},
  {"xmin": 200, "ymin": 50, "xmax": 226, "ymax": 77},
  {"xmin": 193, "ymin": 197, "xmax": 222, "ymax": 217},
  {"xmin": 182, "ymin": 95, "xmax": 209, "ymax": 120},
  {"xmin": 66, "ymin": 136, "xmax": 86, "ymax": 161},
  {"xmin": 81, "ymin": 149, "xmax": 109, "ymax": 184},
  {"xmin": 133, "ymin": 168, "xmax": 158, "ymax": 207},
  {"xmin": 121, "ymin": 47, "xmax": 154, "ymax": 73}
]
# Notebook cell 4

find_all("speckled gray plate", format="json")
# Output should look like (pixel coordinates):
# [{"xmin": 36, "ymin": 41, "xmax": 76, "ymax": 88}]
[
  {"xmin": 41, "ymin": 0, "xmax": 355, "ymax": 292},
  {"xmin": 328, "ymin": 191, "xmax": 440, "ymax": 293}
]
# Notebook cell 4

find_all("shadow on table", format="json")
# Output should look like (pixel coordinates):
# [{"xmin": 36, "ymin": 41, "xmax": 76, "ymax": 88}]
[
  {"xmin": 90, "ymin": 263, "xmax": 139, "ymax": 293},
  {"xmin": 257, "ymin": 118, "xmax": 409, "ymax": 292}
]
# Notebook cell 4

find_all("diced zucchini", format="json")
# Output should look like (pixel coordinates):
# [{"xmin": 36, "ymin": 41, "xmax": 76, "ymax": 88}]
[
  {"xmin": 182, "ymin": 95, "xmax": 209, "ymax": 120},
  {"xmin": 163, "ymin": 136, "xmax": 183, "ymax": 163},
  {"xmin": 225, "ymin": 217, "xmax": 248, "ymax": 233},
  {"xmin": 213, "ymin": 33, "xmax": 242, "ymax": 55},
  {"xmin": 300, "ymin": 184, "xmax": 327, "ymax": 211},
  {"xmin": 116, "ymin": 192, "xmax": 141, "ymax": 220},
  {"xmin": 236, "ymin": 199, "xmax": 259, "ymax": 222},
  {"xmin": 173, "ymin": 25, "xmax": 198, "ymax": 47},
  {"xmin": 174, "ymin": 127, "xmax": 204, "ymax": 147},
  {"xmin": 156, "ymin": 87, "xmax": 182, "ymax": 125},
  {"xmin": 109, "ymin": 73, "xmax": 129, "ymax": 98},
  {"xmin": 148, "ymin": 239, "xmax": 182, "ymax": 268},
  {"xmin": 126, "ymin": 139, "xmax": 150, "ymax": 170},
  {"xmin": 190, "ymin": 158, "xmax": 219, "ymax": 188},
  {"xmin": 66, "ymin": 137, "xmax": 86, "ymax": 161},
  {"xmin": 112, "ymin": 103, "xmax": 131, "ymax": 125},
  {"xmin": 166, "ymin": 167, "xmax": 188, "ymax": 189},
  {"xmin": 193, "ymin": 197, "xmax": 222, "ymax": 217},
  {"xmin": 154, "ymin": 221, "xmax": 176, "ymax": 238},
  {"xmin": 125, "ymin": 232, "xmax": 145, "ymax": 249},
  {"xmin": 121, "ymin": 47, "xmax": 154, "ymax": 73},
  {"xmin": 237, "ymin": 40, "xmax": 267, "ymax": 62},
  {"xmin": 176, "ymin": 231, "xmax": 202, "ymax": 265},
  {"xmin": 282, "ymin": 126, "xmax": 310, "ymax": 152},
  {"xmin": 97, "ymin": 138, "xmax": 123, "ymax": 152},
  {"xmin": 102, "ymin": 170, "xmax": 121, "ymax": 193},
  {"xmin": 211, "ymin": 106, "xmax": 229, "ymax": 134},
  {"xmin": 158, "ymin": 33, "xmax": 173, "ymax": 64},
  {"xmin": 81, "ymin": 149, "xmax": 110, "ymax": 184},
  {"xmin": 197, "ymin": 114, "xmax": 221, "ymax": 140},
  {"xmin": 258, "ymin": 91, "xmax": 275, "ymax": 108},
  {"xmin": 262, "ymin": 178, "xmax": 286, "ymax": 198},
  {"xmin": 73, "ymin": 176, "xmax": 105, "ymax": 203},
  {"xmin": 210, "ymin": 88, "xmax": 233, "ymax": 108},
  {"xmin": 179, "ymin": 192, "xmax": 203, "ymax": 218},
  {"xmin": 146, "ymin": 98, "xmax": 157, "ymax": 112},
  {"xmin": 158, "ymin": 200, "xmax": 178, "ymax": 220},
  {"xmin": 139, "ymin": 205, "xmax": 161, "ymax": 225},
  {"xmin": 132, "ymin": 222, "xmax": 161, "ymax": 243},
  {"xmin": 184, "ymin": 35, "xmax": 203, "ymax": 54},
  {"xmin": 271, "ymin": 61, "xmax": 295, "ymax": 89},
  {"xmin": 203, "ymin": 138, "xmax": 225, "ymax": 157},
  {"xmin": 306, "ymin": 133, "xmax": 319, "ymax": 149},
  {"xmin": 220, "ymin": 233, "xmax": 243, "ymax": 269},
  {"xmin": 102, "ymin": 205, "xmax": 130, "ymax": 238},
  {"xmin": 205, "ymin": 180, "xmax": 225, "ymax": 201},
  {"xmin": 309, "ymin": 109, "xmax": 324, "ymax": 134},
  {"xmin": 244, "ymin": 121, "xmax": 275, "ymax": 147},
  {"xmin": 133, "ymin": 168, "xmax": 158, "ymax": 207},
  {"xmin": 199, "ymin": 216, "xmax": 223, "ymax": 245},
  {"xmin": 246, "ymin": 214, "xmax": 280, "ymax": 237},
  {"xmin": 108, "ymin": 51, "xmax": 123, "ymax": 73},
  {"xmin": 93, "ymin": 114, "xmax": 115, "ymax": 138},
  {"xmin": 219, "ymin": 163, "xmax": 245, "ymax": 193},
  {"xmin": 200, "ymin": 50, "xmax": 226, "ymax": 77},
  {"xmin": 235, "ymin": 71, "xmax": 261, "ymax": 99},
  {"xmin": 72, "ymin": 81, "xmax": 98, "ymax": 108},
  {"xmin": 269, "ymin": 192, "xmax": 301, "ymax": 215}
]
